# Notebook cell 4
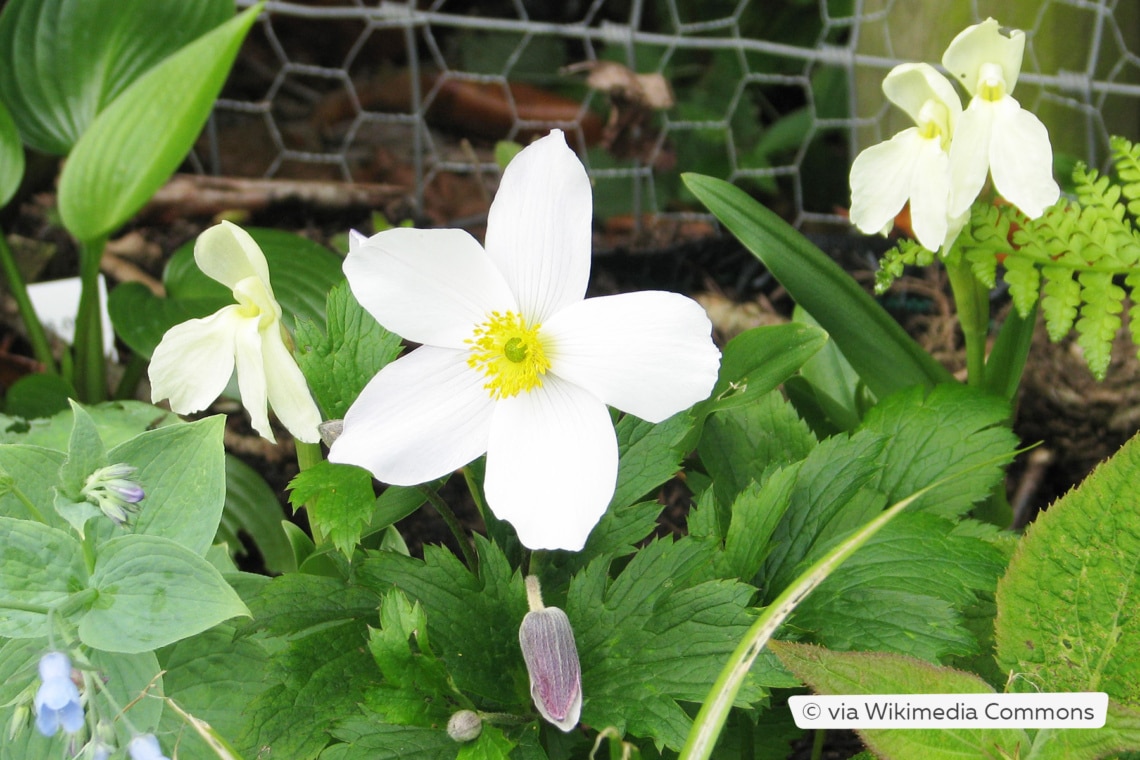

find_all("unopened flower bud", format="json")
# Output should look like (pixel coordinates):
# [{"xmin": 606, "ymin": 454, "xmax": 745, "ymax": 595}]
[
  {"xmin": 446, "ymin": 709, "xmax": 482, "ymax": 742},
  {"xmin": 81, "ymin": 463, "xmax": 145, "ymax": 525},
  {"xmin": 518, "ymin": 576, "xmax": 581, "ymax": 732}
]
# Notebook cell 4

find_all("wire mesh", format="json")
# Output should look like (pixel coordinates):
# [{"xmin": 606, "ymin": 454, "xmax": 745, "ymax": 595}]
[{"xmin": 207, "ymin": 0, "xmax": 1140, "ymax": 233}]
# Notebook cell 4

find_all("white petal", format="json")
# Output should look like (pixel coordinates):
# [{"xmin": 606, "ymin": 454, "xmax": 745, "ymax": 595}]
[
  {"xmin": 344, "ymin": 227, "xmax": 516, "ymax": 349},
  {"xmin": 988, "ymin": 97, "xmax": 1060, "ymax": 219},
  {"xmin": 942, "ymin": 18, "xmax": 1025, "ymax": 96},
  {"xmin": 149, "ymin": 307, "xmax": 242, "ymax": 414},
  {"xmin": 262, "ymin": 325, "xmax": 323, "ymax": 443},
  {"xmin": 947, "ymin": 100, "xmax": 995, "ymax": 219},
  {"xmin": 542, "ymin": 291, "xmax": 720, "ymax": 422},
  {"xmin": 484, "ymin": 377, "xmax": 616, "ymax": 551},
  {"xmin": 484, "ymin": 130, "xmax": 592, "ymax": 323},
  {"xmin": 849, "ymin": 130, "xmax": 922, "ymax": 237},
  {"xmin": 233, "ymin": 313, "xmax": 273, "ymax": 442},
  {"xmin": 882, "ymin": 63, "xmax": 961, "ymax": 132},
  {"xmin": 907, "ymin": 140, "xmax": 953, "ymax": 251},
  {"xmin": 194, "ymin": 221, "xmax": 273, "ymax": 294},
  {"xmin": 329, "ymin": 346, "xmax": 495, "ymax": 485}
]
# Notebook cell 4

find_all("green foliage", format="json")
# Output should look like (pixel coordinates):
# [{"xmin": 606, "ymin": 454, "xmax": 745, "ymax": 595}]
[
  {"xmin": 221, "ymin": 454, "xmax": 295, "ymax": 574},
  {"xmin": 0, "ymin": 0, "xmax": 233, "ymax": 156},
  {"xmin": 874, "ymin": 238, "xmax": 936, "ymax": 294},
  {"xmin": 995, "ymin": 432, "xmax": 1140, "ymax": 705},
  {"xmin": 57, "ymin": 5, "xmax": 261, "ymax": 241},
  {"xmin": 772, "ymin": 642, "xmax": 1030, "ymax": 760},
  {"xmin": 288, "ymin": 460, "xmax": 378, "ymax": 557},
  {"xmin": 567, "ymin": 537, "xmax": 789, "ymax": 752},
  {"xmin": 0, "ymin": 99, "xmax": 23, "ymax": 207},
  {"xmin": 684, "ymin": 173, "xmax": 954, "ymax": 398},
  {"xmin": 294, "ymin": 281, "xmax": 405, "ymax": 421}
]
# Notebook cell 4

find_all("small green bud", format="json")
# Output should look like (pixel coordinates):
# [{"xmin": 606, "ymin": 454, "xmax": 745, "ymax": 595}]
[{"xmin": 447, "ymin": 709, "xmax": 482, "ymax": 742}]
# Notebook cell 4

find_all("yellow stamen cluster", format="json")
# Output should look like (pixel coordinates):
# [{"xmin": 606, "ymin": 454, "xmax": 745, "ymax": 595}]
[{"xmin": 467, "ymin": 311, "xmax": 550, "ymax": 399}]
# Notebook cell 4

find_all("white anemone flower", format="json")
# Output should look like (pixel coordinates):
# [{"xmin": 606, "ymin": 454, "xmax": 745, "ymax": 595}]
[
  {"xmin": 850, "ymin": 63, "xmax": 966, "ymax": 252},
  {"xmin": 943, "ymin": 17, "xmax": 1059, "ymax": 220},
  {"xmin": 149, "ymin": 221, "xmax": 322, "ymax": 444},
  {"xmin": 328, "ymin": 130, "xmax": 720, "ymax": 551}
]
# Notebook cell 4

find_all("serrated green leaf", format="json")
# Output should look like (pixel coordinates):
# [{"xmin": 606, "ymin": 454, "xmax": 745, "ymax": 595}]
[
  {"xmin": 157, "ymin": 626, "xmax": 272, "ymax": 760},
  {"xmin": 0, "ymin": 516, "xmax": 87, "ymax": 637},
  {"xmin": 357, "ymin": 536, "xmax": 530, "ymax": 711},
  {"xmin": 996, "ymin": 431, "xmax": 1140, "ymax": 704},
  {"xmin": 1025, "ymin": 701, "xmax": 1140, "ymax": 760},
  {"xmin": 761, "ymin": 431, "xmax": 887, "ymax": 596},
  {"xmin": 682, "ymin": 173, "xmax": 954, "ymax": 398},
  {"xmin": 456, "ymin": 725, "xmax": 516, "ymax": 760},
  {"xmin": 294, "ymin": 281, "xmax": 403, "ymax": 420},
  {"xmin": 240, "ymin": 572, "xmax": 381, "ymax": 639},
  {"xmin": 610, "ymin": 411, "xmax": 693, "ymax": 510},
  {"xmin": 1075, "ymin": 269, "xmax": 1124, "ymax": 380},
  {"xmin": 321, "ymin": 718, "xmax": 458, "ymax": 760},
  {"xmin": 771, "ymin": 641, "xmax": 1029, "ymax": 760},
  {"xmin": 220, "ymin": 454, "xmax": 294, "ymax": 574},
  {"xmin": 0, "ymin": 98, "xmax": 24, "ymax": 206},
  {"xmin": 365, "ymin": 590, "xmax": 457, "ymax": 726},
  {"xmin": 0, "ymin": 0, "xmax": 233, "ymax": 155},
  {"xmin": 716, "ymin": 468, "xmax": 797, "ymax": 583},
  {"xmin": 79, "ymin": 534, "xmax": 250, "ymax": 652},
  {"xmin": 289, "ymin": 460, "xmax": 378, "ymax": 557},
  {"xmin": 243, "ymin": 618, "xmax": 380, "ymax": 760},
  {"xmin": 567, "ymin": 538, "xmax": 784, "ymax": 751},
  {"xmin": 791, "ymin": 513, "xmax": 1008, "ymax": 662},
  {"xmin": 58, "ymin": 5, "xmax": 260, "ymax": 241},
  {"xmin": 859, "ymin": 384, "xmax": 1016, "ymax": 519},
  {"xmin": 699, "ymin": 388, "xmax": 816, "ymax": 508}
]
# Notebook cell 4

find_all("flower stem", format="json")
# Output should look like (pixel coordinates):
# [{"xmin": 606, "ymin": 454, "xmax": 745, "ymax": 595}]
[
  {"xmin": 5, "ymin": 482, "xmax": 49, "ymax": 524},
  {"xmin": 0, "ymin": 231, "xmax": 56, "ymax": 373},
  {"xmin": 418, "ymin": 485, "xmax": 478, "ymax": 571},
  {"xmin": 294, "ymin": 440, "xmax": 327, "ymax": 546},
  {"xmin": 946, "ymin": 251, "xmax": 989, "ymax": 388},
  {"xmin": 74, "ymin": 237, "xmax": 109, "ymax": 402}
]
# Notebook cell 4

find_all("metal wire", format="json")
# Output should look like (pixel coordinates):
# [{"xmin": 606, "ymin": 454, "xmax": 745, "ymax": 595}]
[{"xmin": 208, "ymin": 0, "xmax": 1137, "ymax": 230}]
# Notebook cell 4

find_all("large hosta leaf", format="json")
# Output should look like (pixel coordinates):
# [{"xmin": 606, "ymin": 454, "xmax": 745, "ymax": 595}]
[
  {"xmin": 58, "ymin": 4, "xmax": 261, "ymax": 241},
  {"xmin": 0, "ymin": 0, "xmax": 233, "ymax": 155}
]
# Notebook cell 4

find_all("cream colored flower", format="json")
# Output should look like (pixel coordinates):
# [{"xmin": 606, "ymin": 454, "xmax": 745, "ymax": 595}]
[
  {"xmin": 149, "ymin": 221, "xmax": 322, "ymax": 443},
  {"xmin": 943, "ymin": 17, "xmax": 1059, "ymax": 220},
  {"xmin": 850, "ymin": 63, "xmax": 966, "ymax": 252},
  {"xmin": 328, "ymin": 130, "xmax": 720, "ymax": 551}
]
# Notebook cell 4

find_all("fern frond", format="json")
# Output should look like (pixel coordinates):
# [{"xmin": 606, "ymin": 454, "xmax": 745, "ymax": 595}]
[
  {"xmin": 1110, "ymin": 135, "xmax": 1140, "ymax": 215},
  {"xmin": 1003, "ymin": 255, "xmax": 1041, "ymax": 318},
  {"xmin": 874, "ymin": 239, "xmax": 933, "ymax": 294},
  {"xmin": 1040, "ymin": 266, "xmax": 1080, "ymax": 342},
  {"xmin": 1127, "ymin": 271, "xmax": 1140, "ymax": 364},
  {"xmin": 1074, "ymin": 270, "xmax": 1125, "ymax": 380}
]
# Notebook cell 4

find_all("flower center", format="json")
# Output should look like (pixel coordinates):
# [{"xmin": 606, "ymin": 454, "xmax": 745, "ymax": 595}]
[
  {"xmin": 916, "ymin": 99, "xmax": 952, "ymax": 148},
  {"xmin": 976, "ymin": 62, "xmax": 1007, "ymax": 102},
  {"xmin": 467, "ymin": 311, "xmax": 550, "ymax": 399}
]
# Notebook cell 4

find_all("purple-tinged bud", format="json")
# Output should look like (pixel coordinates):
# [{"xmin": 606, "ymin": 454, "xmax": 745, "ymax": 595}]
[
  {"xmin": 446, "ymin": 709, "xmax": 482, "ymax": 742},
  {"xmin": 34, "ymin": 651, "xmax": 84, "ymax": 736},
  {"xmin": 518, "ymin": 576, "xmax": 581, "ymax": 732},
  {"xmin": 81, "ymin": 463, "xmax": 145, "ymax": 525}
]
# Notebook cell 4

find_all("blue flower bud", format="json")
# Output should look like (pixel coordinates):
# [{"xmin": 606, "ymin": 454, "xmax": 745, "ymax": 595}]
[
  {"xmin": 81, "ymin": 463, "xmax": 145, "ymax": 525},
  {"xmin": 128, "ymin": 734, "xmax": 170, "ymax": 760},
  {"xmin": 518, "ymin": 576, "xmax": 581, "ymax": 732},
  {"xmin": 34, "ymin": 651, "xmax": 84, "ymax": 736}
]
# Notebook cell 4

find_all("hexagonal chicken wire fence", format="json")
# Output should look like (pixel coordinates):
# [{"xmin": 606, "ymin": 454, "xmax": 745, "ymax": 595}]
[{"xmin": 201, "ymin": 0, "xmax": 1140, "ymax": 233}]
